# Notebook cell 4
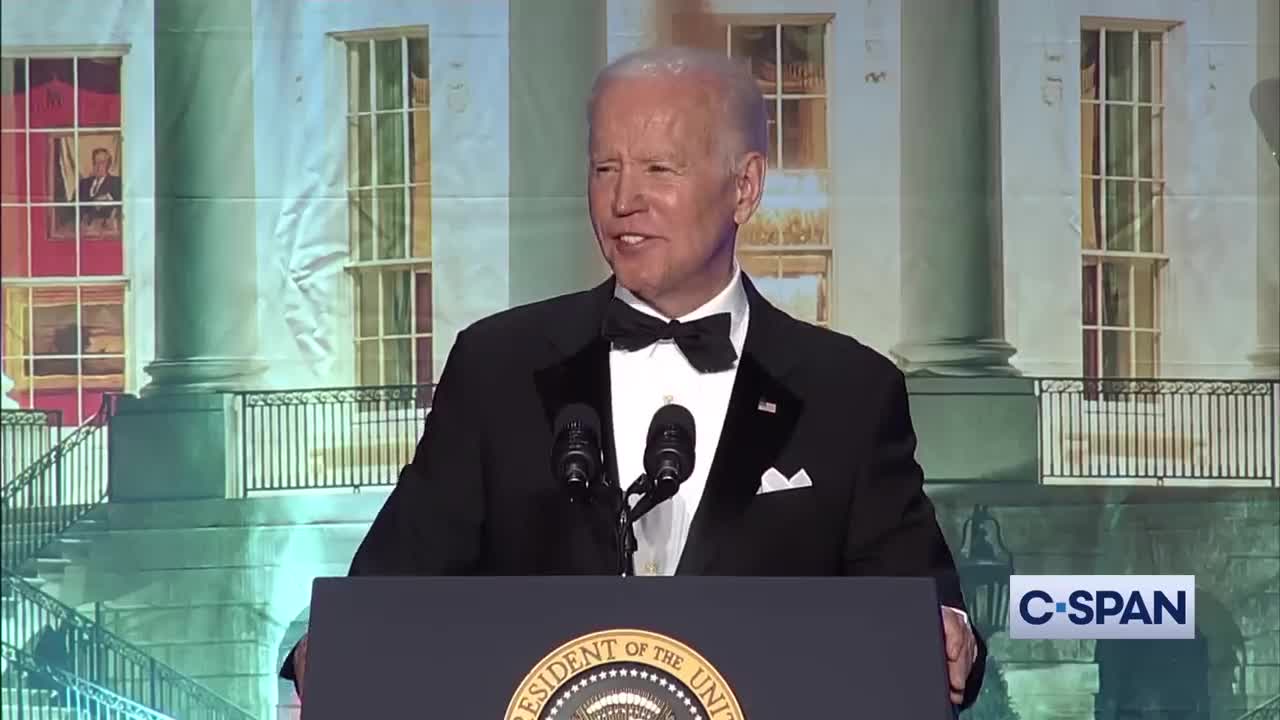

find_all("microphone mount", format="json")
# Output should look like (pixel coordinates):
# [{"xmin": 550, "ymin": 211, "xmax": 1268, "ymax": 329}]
[
  {"xmin": 615, "ymin": 474, "xmax": 646, "ymax": 577},
  {"xmin": 616, "ymin": 402, "xmax": 697, "ymax": 576},
  {"xmin": 615, "ymin": 472, "xmax": 681, "ymax": 577}
]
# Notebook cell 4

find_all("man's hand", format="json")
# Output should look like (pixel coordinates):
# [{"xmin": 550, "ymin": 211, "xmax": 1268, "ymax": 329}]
[
  {"xmin": 941, "ymin": 606, "xmax": 976, "ymax": 705},
  {"xmin": 293, "ymin": 633, "xmax": 309, "ymax": 701}
]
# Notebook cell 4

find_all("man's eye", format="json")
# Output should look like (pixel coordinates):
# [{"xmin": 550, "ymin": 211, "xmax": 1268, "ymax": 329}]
[{"xmin": 649, "ymin": 164, "xmax": 674, "ymax": 173}]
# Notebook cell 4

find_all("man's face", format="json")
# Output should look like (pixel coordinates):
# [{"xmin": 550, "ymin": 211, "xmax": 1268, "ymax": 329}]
[
  {"xmin": 588, "ymin": 74, "xmax": 761, "ymax": 315},
  {"xmin": 92, "ymin": 153, "xmax": 109, "ymax": 177}
]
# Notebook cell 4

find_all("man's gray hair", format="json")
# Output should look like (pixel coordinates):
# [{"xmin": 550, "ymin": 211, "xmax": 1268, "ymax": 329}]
[{"xmin": 588, "ymin": 45, "xmax": 769, "ymax": 163}]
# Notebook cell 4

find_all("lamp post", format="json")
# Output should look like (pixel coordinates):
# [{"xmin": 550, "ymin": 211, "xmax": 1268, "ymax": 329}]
[{"xmin": 957, "ymin": 504, "xmax": 1014, "ymax": 637}]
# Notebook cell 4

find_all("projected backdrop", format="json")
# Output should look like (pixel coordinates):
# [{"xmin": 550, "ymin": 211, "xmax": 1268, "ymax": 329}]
[{"xmin": 0, "ymin": 2, "xmax": 1276, "ymax": 719}]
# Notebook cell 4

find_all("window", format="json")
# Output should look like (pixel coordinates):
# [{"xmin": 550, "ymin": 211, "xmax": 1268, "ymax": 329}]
[
  {"xmin": 675, "ymin": 17, "xmax": 833, "ymax": 327},
  {"xmin": 1080, "ymin": 24, "xmax": 1167, "ymax": 380},
  {"xmin": 1, "ymin": 55, "xmax": 126, "ymax": 425},
  {"xmin": 342, "ymin": 32, "xmax": 431, "ymax": 387}
]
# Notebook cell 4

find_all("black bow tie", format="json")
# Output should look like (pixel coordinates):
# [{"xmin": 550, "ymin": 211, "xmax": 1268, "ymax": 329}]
[{"xmin": 601, "ymin": 298, "xmax": 737, "ymax": 373}]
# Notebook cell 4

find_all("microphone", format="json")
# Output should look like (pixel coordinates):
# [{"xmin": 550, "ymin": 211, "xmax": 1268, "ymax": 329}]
[
  {"xmin": 551, "ymin": 403, "xmax": 603, "ymax": 503},
  {"xmin": 631, "ymin": 403, "xmax": 696, "ymax": 521}
]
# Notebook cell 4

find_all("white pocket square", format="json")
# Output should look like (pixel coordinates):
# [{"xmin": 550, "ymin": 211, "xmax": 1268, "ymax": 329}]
[{"xmin": 757, "ymin": 467, "xmax": 813, "ymax": 495}]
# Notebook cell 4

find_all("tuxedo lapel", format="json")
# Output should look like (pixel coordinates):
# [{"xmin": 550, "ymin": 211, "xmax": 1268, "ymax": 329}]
[
  {"xmin": 529, "ymin": 280, "xmax": 625, "ymax": 573},
  {"xmin": 532, "ymin": 279, "xmax": 621, "ymax": 491},
  {"xmin": 676, "ymin": 278, "xmax": 802, "ymax": 574}
]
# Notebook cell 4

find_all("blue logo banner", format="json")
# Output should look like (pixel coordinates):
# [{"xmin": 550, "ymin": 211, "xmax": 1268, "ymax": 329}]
[{"xmin": 1009, "ymin": 575, "xmax": 1196, "ymax": 640}]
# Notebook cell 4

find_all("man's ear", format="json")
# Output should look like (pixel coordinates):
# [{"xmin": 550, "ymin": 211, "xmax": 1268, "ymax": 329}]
[{"xmin": 732, "ymin": 151, "xmax": 767, "ymax": 226}]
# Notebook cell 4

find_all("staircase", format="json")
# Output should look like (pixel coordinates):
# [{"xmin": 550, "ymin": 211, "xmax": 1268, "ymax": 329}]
[
  {"xmin": 1, "ymin": 396, "xmax": 113, "ymax": 580},
  {"xmin": 70, "ymin": 492, "xmax": 387, "ymax": 718},
  {"xmin": 1, "ymin": 408, "xmax": 62, "ymax": 486},
  {"xmin": 1, "ymin": 398, "xmax": 113, "ymax": 657},
  {"xmin": 2, "ymin": 398, "xmax": 255, "ymax": 720},
  {"xmin": 1, "ymin": 569, "xmax": 255, "ymax": 720},
  {"xmin": 1237, "ymin": 694, "xmax": 1280, "ymax": 720},
  {"xmin": 1, "ymin": 640, "xmax": 175, "ymax": 720}
]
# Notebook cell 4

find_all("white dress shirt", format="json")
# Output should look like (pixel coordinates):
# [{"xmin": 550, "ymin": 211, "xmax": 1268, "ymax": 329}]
[{"xmin": 608, "ymin": 267, "xmax": 749, "ymax": 576}]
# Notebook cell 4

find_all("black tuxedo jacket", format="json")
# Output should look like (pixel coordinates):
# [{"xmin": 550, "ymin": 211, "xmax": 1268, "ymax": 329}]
[
  {"xmin": 283, "ymin": 274, "xmax": 986, "ymax": 708},
  {"xmin": 78, "ymin": 174, "xmax": 121, "ymax": 203}
]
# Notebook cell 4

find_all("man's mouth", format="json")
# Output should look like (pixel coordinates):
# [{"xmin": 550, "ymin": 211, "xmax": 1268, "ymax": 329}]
[{"xmin": 616, "ymin": 234, "xmax": 656, "ymax": 248}]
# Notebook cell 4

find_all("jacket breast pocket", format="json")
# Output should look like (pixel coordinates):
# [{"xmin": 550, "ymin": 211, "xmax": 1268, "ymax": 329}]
[
  {"xmin": 738, "ymin": 487, "xmax": 830, "ymax": 573},
  {"xmin": 743, "ymin": 487, "xmax": 819, "ymax": 532}
]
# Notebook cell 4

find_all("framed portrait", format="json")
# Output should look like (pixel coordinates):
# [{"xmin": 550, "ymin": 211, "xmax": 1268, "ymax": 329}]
[{"xmin": 47, "ymin": 131, "xmax": 123, "ymax": 240}]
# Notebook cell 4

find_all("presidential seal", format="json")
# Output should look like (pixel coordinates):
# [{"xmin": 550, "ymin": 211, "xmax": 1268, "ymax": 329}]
[{"xmin": 505, "ymin": 629, "xmax": 745, "ymax": 720}]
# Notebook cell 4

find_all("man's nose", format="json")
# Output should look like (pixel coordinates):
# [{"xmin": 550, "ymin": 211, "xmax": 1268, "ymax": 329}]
[{"xmin": 611, "ymin": 167, "xmax": 646, "ymax": 216}]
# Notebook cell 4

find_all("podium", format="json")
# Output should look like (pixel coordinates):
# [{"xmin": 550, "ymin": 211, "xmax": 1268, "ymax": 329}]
[{"xmin": 301, "ymin": 575, "xmax": 957, "ymax": 718}]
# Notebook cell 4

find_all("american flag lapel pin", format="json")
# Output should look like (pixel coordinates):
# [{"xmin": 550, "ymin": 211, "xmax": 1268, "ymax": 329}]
[{"xmin": 757, "ymin": 398, "xmax": 777, "ymax": 414}]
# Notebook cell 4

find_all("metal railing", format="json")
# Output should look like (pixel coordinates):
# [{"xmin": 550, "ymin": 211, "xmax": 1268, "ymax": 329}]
[
  {"xmin": 234, "ymin": 383, "xmax": 433, "ymax": 495},
  {"xmin": 1, "ymin": 409, "xmax": 62, "ymax": 486},
  {"xmin": 0, "ymin": 569, "xmax": 254, "ymax": 720},
  {"xmin": 1037, "ymin": 378, "xmax": 1278, "ymax": 485},
  {"xmin": 0, "ymin": 640, "xmax": 175, "ymax": 720},
  {"xmin": 1, "ymin": 396, "xmax": 115, "ymax": 571},
  {"xmin": 1237, "ymin": 695, "xmax": 1280, "ymax": 720}
]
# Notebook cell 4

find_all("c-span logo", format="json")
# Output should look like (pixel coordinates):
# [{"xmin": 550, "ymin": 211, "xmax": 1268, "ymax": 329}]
[
  {"xmin": 505, "ymin": 629, "xmax": 745, "ymax": 720},
  {"xmin": 1010, "ymin": 575, "xmax": 1195, "ymax": 640}
]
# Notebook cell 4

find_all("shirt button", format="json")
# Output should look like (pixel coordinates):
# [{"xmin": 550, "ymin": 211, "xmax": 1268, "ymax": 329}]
[{"xmin": 662, "ymin": 394, "xmax": 674, "ymax": 405}]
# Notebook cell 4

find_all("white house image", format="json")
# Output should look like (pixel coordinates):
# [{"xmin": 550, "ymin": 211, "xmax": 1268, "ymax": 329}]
[{"xmin": 1, "ymin": 1, "xmax": 1276, "ymax": 718}]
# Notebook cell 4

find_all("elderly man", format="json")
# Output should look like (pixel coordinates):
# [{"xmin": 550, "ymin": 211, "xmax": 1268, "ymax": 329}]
[{"xmin": 283, "ymin": 46, "xmax": 985, "ymax": 709}]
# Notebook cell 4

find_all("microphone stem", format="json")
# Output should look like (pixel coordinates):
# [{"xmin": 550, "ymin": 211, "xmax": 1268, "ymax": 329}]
[{"xmin": 618, "ymin": 474, "xmax": 645, "ymax": 577}]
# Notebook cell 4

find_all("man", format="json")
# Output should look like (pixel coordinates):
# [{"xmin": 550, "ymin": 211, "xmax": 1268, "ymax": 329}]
[
  {"xmin": 78, "ymin": 148, "xmax": 122, "ymax": 226},
  {"xmin": 79, "ymin": 148, "xmax": 122, "ymax": 203},
  {"xmin": 29, "ymin": 620, "xmax": 72, "ymax": 706},
  {"xmin": 283, "ymin": 46, "xmax": 986, "ymax": 709}
]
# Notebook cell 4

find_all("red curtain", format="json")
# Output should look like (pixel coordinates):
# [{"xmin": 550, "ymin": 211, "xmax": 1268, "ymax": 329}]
[
  {"xmin": 2, "ymin": 58, "xmax": 124, "ymax": 278},
  {"xmin": 1, "ymin": 57, "xmax": 125, "ymax": 423}
]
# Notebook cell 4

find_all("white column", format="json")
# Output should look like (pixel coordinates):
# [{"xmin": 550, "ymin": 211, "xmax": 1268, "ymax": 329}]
[
  {"xmin": 607, "ymin": 0, "xmax": 662, "ymax": 59},
  {"xmin": 1251, "ymin": 0, "xmax": 1279, "ymax": 378},
  {"xmin": 506, "ymin": 0, "xmax": 609, "ymax": 307},
  {"xmin": 892, "ymin": 0, "xmax": 1018, "ymax": 376},
  {"xmin": 143, "ymin": 0, "xmax": 263, "ymax": 393},
  {"xmin": 607, "ymin": 0, "xmax": 700, "ymax": 60}
]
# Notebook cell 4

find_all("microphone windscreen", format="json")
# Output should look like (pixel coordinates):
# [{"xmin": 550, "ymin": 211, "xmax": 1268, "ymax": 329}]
[
  {"xmin": 555, "ymin": 402, "xmax": 601, "ymax": 439},
  {"xmin": 648, "ymin": 403, "xmax": 695, "ymax": 446}
]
